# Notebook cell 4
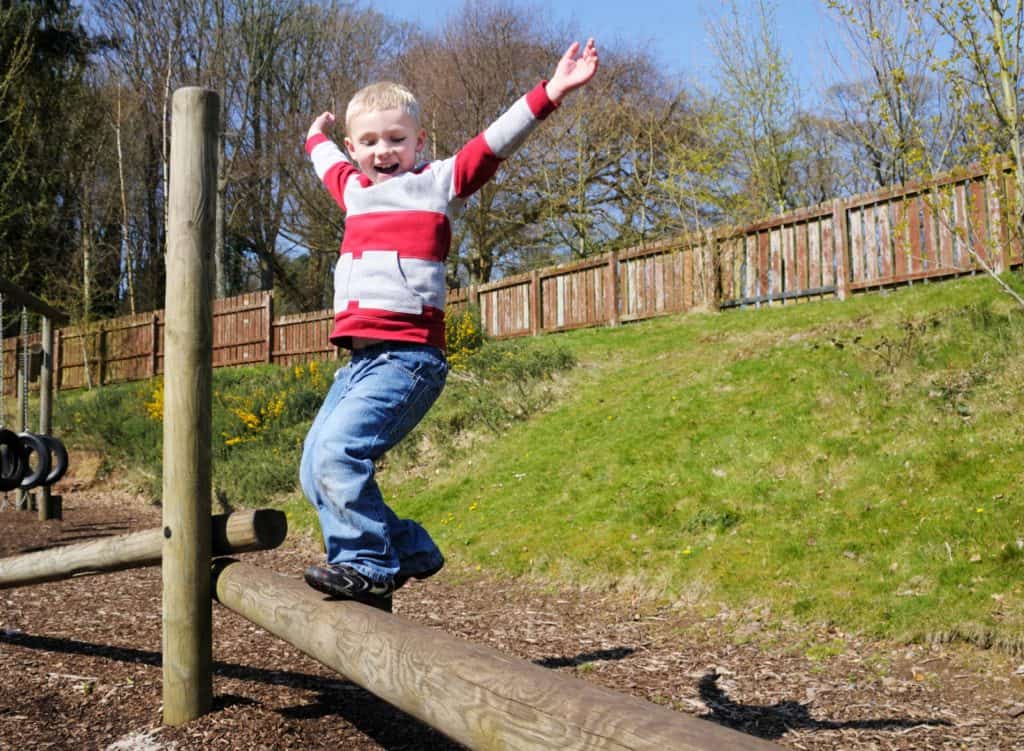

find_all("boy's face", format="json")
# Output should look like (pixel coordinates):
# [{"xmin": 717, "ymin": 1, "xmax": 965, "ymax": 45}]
[{"xmin": 344, "ymin": 108, "xmax": 426, "ymax": 184}]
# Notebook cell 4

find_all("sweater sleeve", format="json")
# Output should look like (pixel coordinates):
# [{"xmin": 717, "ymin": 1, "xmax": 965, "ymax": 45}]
[
  {"xmin": 306, "ymin": 133, "xmax": 360, "ymax": 211},
  {"xmin": 449, "ymin": 81, "xmax": 559, "ymax": 200}
]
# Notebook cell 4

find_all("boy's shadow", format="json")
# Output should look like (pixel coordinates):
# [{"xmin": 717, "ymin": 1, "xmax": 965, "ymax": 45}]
[{"xmin": 698, "ymin": 672, "xmax": 952, "ymax": 740}]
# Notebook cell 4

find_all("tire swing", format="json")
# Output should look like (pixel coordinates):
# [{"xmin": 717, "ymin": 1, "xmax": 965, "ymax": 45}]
[
  {"xmin": 0, "ymin": 428, "xmax": 26, "ymax": 493},
  {"xmin": 40, "ymin": 433, "xmax": 68, "ymax": 486},
  {"xmin": 0, "ymin": 294, "xmax": 26, "ymax": 494},
  {"xmin": 17, "ymin": 430, "xmax": 51, "ymax": 491}
]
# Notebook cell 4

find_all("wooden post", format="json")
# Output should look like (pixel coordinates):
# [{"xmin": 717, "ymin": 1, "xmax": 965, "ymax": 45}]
[
  {"xmin": 264, "ymin": 290, "xmax": 273, "ymax": 363},
  {"xmin": 704, "ymin": 230, "xmax": 721, "ymax": 312},
  {"xmin": 53, "ymin": 327, "xmax": 62, "ymax": 393},
  {"xmin": 162, "ymin": 86, "xmax": 219, "ymax": 727},
  {"xmin": 606, "ymin": 251, "xmax": 620, "ymax": 326},
  {"xmin": 38, "ymin": 316, "xmax": 56, "ymax": 521},
  {"xmin": 529, "ymin": 270, "xmax": 542, "ymax": 336},
  {"xmin": 213, "ymin": 561, "xmax": 783, "ymax": 751},
  {"xmin": 150, "ymin": 312, "xmax": 160, "ymax": 377},
  {"xmin": 987, "ymin": 166, "xmax": 1008, "ymax": 273},
  {"xmin": 0, "ymin": 509, "xmax": 285, "ymax": 589},
  {"xmin": 831, "ymin": 199, "xmax": 851, "ymax": 300}
]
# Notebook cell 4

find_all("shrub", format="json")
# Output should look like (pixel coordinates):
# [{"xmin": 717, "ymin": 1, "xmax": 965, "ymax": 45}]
[{"xmin": 445, "ymin": 305, "xmax": 485, "ymax": 370}]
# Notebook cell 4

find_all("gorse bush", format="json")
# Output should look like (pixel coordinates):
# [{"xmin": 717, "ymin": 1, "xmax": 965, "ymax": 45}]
[
  {"xmin": 445, "ymin": 305, "xmax": 485, "ymax": 370},
  {"xmin": 215, "ymin": 360, "xmax": 329, "ymax": 449},
  {"xmin": 62, "ymin": 360, "xmax": 341, "ymax": 506}
]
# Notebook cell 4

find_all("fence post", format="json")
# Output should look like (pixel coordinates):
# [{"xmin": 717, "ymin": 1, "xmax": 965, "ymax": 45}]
[
  {"xmin": 986, "ymin": 166, "xmax": 1008, "ymax": 273},
  {"xmin": 150, "ymin": 312, "xmax": 160, "ymax": 377},
  {"xmin": 704, "ymin": 230, "xmax": 721, "ymax": 312},
  {"xmin": 54, "ymin": 327, "xmax": 62, "ymax": 393},
  {"xmin": 831, "ymin": 199, "xmax": 851, "ymax": 300},
  {"xmin": 529, "ymin": 270, "xmax": 542, "ymax": 336},
  {"xmin": 97, "ymin": 324, "xmax": 107, "ymax": 386},
  {"xmin": 264, "ymin": 291, "xmax": 273, "ymax": 364},
  {"xmin": 606, "ymin": 251, "xmax": 620, "ymax": 326},
  {"xmin": 162, "ymin": 85, "xmax": 218, "ymax": 727}
]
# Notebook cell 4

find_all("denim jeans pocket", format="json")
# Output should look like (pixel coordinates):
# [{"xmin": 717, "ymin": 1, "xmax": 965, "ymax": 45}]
[{"xmin": 381, "ymin": 347, "xmax": 448, "ymax": 387}]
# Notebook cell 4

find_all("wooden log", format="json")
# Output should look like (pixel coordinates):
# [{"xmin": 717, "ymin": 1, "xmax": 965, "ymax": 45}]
[
  {"xmin": 0, "ymin": 510, "xmax": 286, "ymax": 590},
  {"xmin": 212, "ymin": 560, "xmax": 783, "ymax": 751},
  {"xmin": 163, "ymin": 85, "xmax": 219, "ymax": 726}
]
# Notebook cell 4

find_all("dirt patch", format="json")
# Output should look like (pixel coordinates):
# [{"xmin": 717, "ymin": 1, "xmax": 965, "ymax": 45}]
[{"xmin": 1, "ymin": 461, "xmax": 1023, "ymax": 750}]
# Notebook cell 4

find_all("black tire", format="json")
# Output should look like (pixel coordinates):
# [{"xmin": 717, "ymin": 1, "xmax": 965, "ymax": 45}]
[
  {"xmin": 0, "ymin": 429, "xmax": 25, "ymax": 492},
  {"xmin": 41, "ymin": 434, "xmax": 69, "ymax": 486},
  {"xmin": 18, "ymin": 432, "xmax": 51, "ymax": 490}
]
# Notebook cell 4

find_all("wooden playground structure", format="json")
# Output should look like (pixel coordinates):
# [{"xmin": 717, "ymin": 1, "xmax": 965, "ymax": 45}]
[
  {"xmin": 0, "ymin": 87, "xmax": 785, "ymax": 750},
  {"xmin": 0, "ymin": 278, "xmax": 68, "ymax": 521}
]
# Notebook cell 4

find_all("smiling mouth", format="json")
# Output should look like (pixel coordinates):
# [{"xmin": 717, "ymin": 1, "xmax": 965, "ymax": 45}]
[{"xmin": 375, "ymin": 163, "xmax": 399, "ymax": 175}]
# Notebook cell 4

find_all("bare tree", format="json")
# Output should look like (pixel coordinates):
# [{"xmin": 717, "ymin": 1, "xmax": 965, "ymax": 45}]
[
  {"xmin": 905, "ymin": 1, "xmax": 1024, "ymax": 242},
  {"xmin": 707, "ymin": 0, "xmax": 804, "ymax": 221},
  {"xmin": 823, "ymin": 0, "xmax": 963, "ymax": 191}
]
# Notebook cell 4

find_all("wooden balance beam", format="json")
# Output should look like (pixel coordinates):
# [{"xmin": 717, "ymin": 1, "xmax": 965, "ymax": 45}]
[
  {"xmin": 0, "ymin": 509, "xmax": 286, "ymax": 590},
  {"xmin": 212, "ymin": 560, "xmax": 783, "ymax": 751}
]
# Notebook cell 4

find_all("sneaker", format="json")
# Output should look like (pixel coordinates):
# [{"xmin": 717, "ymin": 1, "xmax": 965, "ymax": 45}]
[
  {"xmin": 394, "ymin": 557, "xmax": 445, "ymax": 590},
  {"xmin": 304, "ymin": 563, "xmax": 395, "ymax": 601}
]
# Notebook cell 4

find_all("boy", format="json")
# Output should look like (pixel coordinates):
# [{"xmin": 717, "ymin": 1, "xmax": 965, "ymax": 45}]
[{"xmin": 301, "ymin": 38, "xmax": 599, "ymax": 604}]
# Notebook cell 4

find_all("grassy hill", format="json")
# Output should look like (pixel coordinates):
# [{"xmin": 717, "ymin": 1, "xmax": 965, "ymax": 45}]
[{"xmin": 52, "ymin": 273, "xmax": 1024, "ymax": 652}]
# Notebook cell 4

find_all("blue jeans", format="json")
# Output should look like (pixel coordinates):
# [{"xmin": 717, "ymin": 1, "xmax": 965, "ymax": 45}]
[{"xmin": 299, "ymin": 342, "xmax": 448, "ymax": 584}]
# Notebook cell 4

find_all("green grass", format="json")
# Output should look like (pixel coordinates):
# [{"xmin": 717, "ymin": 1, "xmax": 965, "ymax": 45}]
[{"xmin": 50, "ymin": 272, "xmax": 1024, "ymax": 651}]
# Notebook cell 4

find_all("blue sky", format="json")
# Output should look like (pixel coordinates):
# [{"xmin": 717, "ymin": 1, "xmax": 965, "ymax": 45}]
[{"xmin": 374, "ymin": 0, "xmax": 844, "ymax": 95}]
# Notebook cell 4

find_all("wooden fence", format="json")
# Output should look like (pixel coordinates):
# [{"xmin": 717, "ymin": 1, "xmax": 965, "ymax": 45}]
[{"xmin": 2, "ymin": 159, "xmax": 1019, "ymax": 396}]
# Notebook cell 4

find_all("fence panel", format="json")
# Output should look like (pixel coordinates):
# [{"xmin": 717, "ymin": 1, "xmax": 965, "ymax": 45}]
[
  {"xmin": 272, "ymin": 309, "xmax": 336, "ymax": 367},
  {"xmin": 626, "ymin": 243, "xmax": 699, "ymax": 321},
  {"xmin": 1, "ymin": 336, "xmax": 15, "ymax": 399},
  {"xmin": 480, "ymin": 274, "xmax": 533, "ymax": 337},
  {"xmin": 1000, "ymin": 168, "xmax": 1023, "ymax": 265},
  {"xmin": 56, "ymin": 326, "xmax": 100, "ymax": 390},
  {"xmin": 212, "ymin": 292, "xmax": 271, "ymax": 367},
  {"xmin": 540, "ymin": 259, "xmax": 609, "ymax": 331},
  {"xmin": 103, "ymin": 312, "xmax": 160, "ymax": 384}
]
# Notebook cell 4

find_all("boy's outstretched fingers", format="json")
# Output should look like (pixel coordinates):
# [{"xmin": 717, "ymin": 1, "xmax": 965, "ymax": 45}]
[{"xmin": 547, "ymin": 38, "xmax": 599, "ymax": 103}]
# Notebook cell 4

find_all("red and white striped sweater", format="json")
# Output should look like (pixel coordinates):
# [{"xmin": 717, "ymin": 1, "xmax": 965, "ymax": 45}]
[{"xmin": 306, "ymin": 82, "xmax": 558, "ymax": 350}]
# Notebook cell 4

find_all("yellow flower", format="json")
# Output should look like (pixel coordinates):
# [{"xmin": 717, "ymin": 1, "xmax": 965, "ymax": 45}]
[{"xmin": 144, "ymin": 380, "xmax": 164, "ymax": 421}]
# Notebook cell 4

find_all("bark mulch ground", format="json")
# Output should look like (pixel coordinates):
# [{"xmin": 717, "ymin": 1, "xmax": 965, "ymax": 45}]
[{"xmin": 1, "ymin": 455, "xmax": 1023, "ymax": 750}]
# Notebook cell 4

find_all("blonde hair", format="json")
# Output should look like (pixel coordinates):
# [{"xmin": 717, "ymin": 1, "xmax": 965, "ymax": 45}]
[{"xmin": 345, "ymin": 81, "xmax": 421, "ymax": 133}]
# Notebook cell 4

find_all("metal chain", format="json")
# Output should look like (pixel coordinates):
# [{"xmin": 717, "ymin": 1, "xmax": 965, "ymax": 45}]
[
  {"xmin": 0, "ymin": 291, "xmax": 4, "ymax": 427},
  {"xmin": 0, "ymin": 294, "xmax": 6, "ymax": 508},
  {"xmin": 20, "ymin": 307, "xmax": 28, "ymax": 431}
]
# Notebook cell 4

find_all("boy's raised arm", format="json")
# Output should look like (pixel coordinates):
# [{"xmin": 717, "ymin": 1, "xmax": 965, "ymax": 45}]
[{"xmin": 545, "ymin": 38, "xmax": 599, "ymax": 105}]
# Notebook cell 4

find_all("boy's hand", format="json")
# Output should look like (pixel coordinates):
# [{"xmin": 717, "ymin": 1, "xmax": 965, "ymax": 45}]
[
  {"xmin": 308, "ymin": 111, "xmax": 336, "ymax": 140},
  {"xmin": 546, "ymin": 38, "xmax": 599, "ymax": 104}
]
